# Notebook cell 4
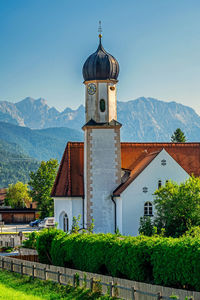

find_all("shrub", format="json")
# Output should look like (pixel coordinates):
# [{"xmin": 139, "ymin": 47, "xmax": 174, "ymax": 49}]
[
  {"xmin": 22, "ymin": 231, "xmax": 40, "ymax": 249},
  {"xmin": 139, "ymin": 216, "xmax": 154, "ymax": 236},
  {"xmin": 36, "ymin": 228, "xmax": 66, "ymax": 264},
  {"xmin": 151, "ymin": 236, "xmax": 200, "ymax": 291},
  {"xmin": 50, "ymin": 233, "xmax": 115, "ymax": 273},
  {"xmin": 37, "ymin": 229, "xmax": 200, "ymax": 291}
]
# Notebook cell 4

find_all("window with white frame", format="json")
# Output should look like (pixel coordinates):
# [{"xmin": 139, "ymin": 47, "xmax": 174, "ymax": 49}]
[{"xmin": 144, "ymin": 202, "xmax": 153, "ymax": 216}]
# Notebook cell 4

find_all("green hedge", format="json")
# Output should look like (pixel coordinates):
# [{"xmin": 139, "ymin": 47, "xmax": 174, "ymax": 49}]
[
  {"xmin": 50, "ymin": 234, "xmax": 160, "ymax": 282},
  {"xmin": 36, "ymin": 228, "xmax": 65, "ymax": 264},
  {"xmin": 35, "ymin": 230, "xmax": 200, "ymax": 291}
]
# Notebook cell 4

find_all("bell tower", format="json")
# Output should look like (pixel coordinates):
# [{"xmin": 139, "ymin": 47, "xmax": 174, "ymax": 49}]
[{"xmin": 82, "ymin": 25, "xmax": 121, "ymax": 233}]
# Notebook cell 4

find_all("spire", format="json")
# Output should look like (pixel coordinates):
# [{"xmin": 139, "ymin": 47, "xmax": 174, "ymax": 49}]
[{"xmin": 98, "ymin": 20, "xmax": 102, "ymax": 43}]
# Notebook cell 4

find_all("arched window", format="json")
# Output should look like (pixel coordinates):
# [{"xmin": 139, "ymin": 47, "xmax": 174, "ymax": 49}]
[
  {"xmin": 63, "ymin": 213, "xmax": 69, "ymax": 232},
  {"xmin": 100, "ymin": 99, "xmax": 106, "ymax": 112},
  {"xmin": 158, "ymin": 180, "xmax": 162, "ymax": 189},
  {"xmin": 144, "ymin": 202, "xmax": 153, "ymax": 216}
]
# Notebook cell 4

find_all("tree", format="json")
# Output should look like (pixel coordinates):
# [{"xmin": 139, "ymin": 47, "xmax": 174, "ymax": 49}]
[
  {"xmin": 5, "ymin": 182, "xmax": 32, "ymax": 208},
  {"xmin": 138, "ymin": 216, "xmax": 154, "ymax": 236},
  {"xmin": 171, "ymin": 128, "xmax": 186, "ymax": 142},
  {"xmin": 29, "ymin": 159, "xmax": 58, "ymax": 219},
  {"xmin": 153, "ymin": 176, "xmax": 200, "ymax": 237}
]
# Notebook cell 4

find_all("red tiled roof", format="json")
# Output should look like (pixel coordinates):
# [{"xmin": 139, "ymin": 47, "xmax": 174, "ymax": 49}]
[
  {"xmin": 51, "ymin": 142, "xmax": 200, "ymax": 197},
  {"xmin": 113, "ymin": 151, "xmax": 160, "ymax": 196},
  {"xmin": 51, "ymin": 143, "xmax": 84, "ymax": 197},
  {"xmin": 0, "ymin": 188, "xmax": 7, "ymax": 203}
]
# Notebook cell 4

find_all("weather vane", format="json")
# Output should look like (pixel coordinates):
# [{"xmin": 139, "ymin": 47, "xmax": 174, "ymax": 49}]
[{"xmin": 98, "ymin": 21, "xmax": 102, "ymax": 38}]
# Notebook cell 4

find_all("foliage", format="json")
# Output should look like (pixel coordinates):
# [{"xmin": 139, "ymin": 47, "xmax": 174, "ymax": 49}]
[
  {"xmin": 139, "ymin": 216, "xmax": 154, "ymax": 236},
  {"xmin": 171, "ymin": 128, "xmax": 186, "ymax": 142},
  {"xmin": 71, "ymin": 215, "xmax": 81, "ymax": 234},
  {"xmin": 5, "ymin": 182, "xmax": 32, "ymax": 208},
  {"xmin": 22, "ymin": 231, "xmax": 40, "ymax": 249},
  {"xmin": 29, "ymin": 159, "xmax": 58, "ymax": 218},
  {"xmin": 0, "ymin": 139, "xmax": 39, "ymax": 189},
  {"xmin": 183, "ymin": 226, "xmax": 200, "ymax": 237},
  {"xmin": 0, "ymin": 269, "xmax": 113, "ymax": 299},
  {"xmin": 28, "ymin": 229, "xmax": 200, "ymax": 291},
  {"xmin": 36, "ymin": 228, "xmax": 66, "ymax": 264},
  {"xmin": 88, "ymin": 218, "xmax": 95, "ymax": 234},
  {"xmin": 153, "ymin": 176, "xmax": 200, "ymax": 237},
  {"xmin": 0, "ymin": 247, "xmax": 13, "ymax": 253}
]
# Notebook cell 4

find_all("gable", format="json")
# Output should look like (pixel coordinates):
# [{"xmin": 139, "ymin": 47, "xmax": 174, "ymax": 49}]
[
  {"xmin": 51, "ymin": 142, "xmax": 200, "ymax": 197},
  {"xmin": 113, "ymin": 149, "xmax": 190, "ymax": 195}
]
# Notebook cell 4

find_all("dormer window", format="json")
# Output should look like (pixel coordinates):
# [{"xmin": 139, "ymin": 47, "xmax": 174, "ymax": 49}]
[{"xmin": 100, "ymin": 99, "xmax": 106, "ymax": 112}]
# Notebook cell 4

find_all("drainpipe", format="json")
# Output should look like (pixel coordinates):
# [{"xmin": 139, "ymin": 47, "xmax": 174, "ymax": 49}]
[
  {"xmin": 82, "ymin": 196, "xmax": 85, "ymax": 229},
  {"xmin": 111, "ymin": 195, "xmax": 117, "ymax": 233}
]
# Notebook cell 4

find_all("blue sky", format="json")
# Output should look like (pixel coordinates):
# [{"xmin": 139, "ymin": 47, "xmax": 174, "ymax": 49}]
[{"xmin": 0, "ymin": 0, "xmax": 200, "ymax": 114}]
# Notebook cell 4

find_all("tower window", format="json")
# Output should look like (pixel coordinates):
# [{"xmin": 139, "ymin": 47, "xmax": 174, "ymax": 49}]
[
  {"xmin": 158, "ymin": 180, "xmax": 162, "ymax": 189},
  {"xmin": 144, "ymin": 202, "xmax": 153, "ymax": 216},
  {"xmin": 100, "ymin": 99, "xmax": 106, "ymax": 112}
]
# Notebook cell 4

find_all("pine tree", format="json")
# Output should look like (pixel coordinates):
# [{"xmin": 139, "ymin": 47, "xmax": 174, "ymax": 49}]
[{"xmin": 171, "ymin": 128, "xmax": 186, "ymax": 142}]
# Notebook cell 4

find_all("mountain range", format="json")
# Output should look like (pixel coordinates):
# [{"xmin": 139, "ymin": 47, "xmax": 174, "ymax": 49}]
[
  {"xmin": 0, "ymin": 96, "xmax": 200, "ymax": 142},
  {"xmin": 0, "ymin": 96, "xmax": 199, "ymax": 187}
]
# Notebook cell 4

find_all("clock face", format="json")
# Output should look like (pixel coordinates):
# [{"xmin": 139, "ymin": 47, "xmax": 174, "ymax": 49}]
[{"xmin": 87, "ymin": 83, "xmax": 96, "ymax": 95}]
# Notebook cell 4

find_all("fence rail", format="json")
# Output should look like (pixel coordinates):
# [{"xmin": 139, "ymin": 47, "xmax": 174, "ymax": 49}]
[{"xmin": 0, "ymin": 256, "xmax": 195, "ymax": 300}]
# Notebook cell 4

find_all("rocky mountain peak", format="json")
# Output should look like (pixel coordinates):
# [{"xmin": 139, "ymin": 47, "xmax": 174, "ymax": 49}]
[{"xmin": 0, "ymin": 96, "xmax": 199, "ymax": 141}]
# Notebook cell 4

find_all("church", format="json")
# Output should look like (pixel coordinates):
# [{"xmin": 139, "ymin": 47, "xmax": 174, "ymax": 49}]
[{"xmin": 51, "ymin": 33, "xmax": 200, "ymax": 236}]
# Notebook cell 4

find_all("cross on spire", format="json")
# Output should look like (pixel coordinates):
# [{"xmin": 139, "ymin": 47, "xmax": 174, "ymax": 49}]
[{"xmin": 98, "ymin": 21, "xmax": 102, "ymax": 39}]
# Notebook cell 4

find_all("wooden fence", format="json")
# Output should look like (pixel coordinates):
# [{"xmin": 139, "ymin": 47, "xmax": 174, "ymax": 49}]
[{"xmin": 0, "ymin": 255, "xmax": 197, "ymax": 300}]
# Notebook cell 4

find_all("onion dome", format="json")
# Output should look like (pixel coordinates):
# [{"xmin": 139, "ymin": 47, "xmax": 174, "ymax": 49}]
[{"xmin": 83, "ymin": 35, "xmax": 119, "ymax": 81}]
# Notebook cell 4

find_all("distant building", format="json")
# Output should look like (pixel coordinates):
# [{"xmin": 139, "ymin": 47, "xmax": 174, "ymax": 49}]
[
  {"xmin": 0, "ymin": 188, "xmax": 7, "ymax": 206},
  {"xmin": 52, "ymin": 34, "xmax": 200, "ymax": 235}
]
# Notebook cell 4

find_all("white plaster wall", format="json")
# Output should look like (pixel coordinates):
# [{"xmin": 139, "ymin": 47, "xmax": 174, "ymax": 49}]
[
  {"xmin": 116, "ymin": 196, "xmax": 122, "ymax": 233},
  {"xmin": 54, "ymin": 197, "xmax": 83, "ymax": 231},
  {"xmin": 72, "ymin": 198, "xmax": 83, "ymax": 227},
  {"xmin": 98, "ymin": 83, "xmax": 107, "ymax": 122},
  {"xmin": 121, "ymin": 149, "xmax": 190, "ymax": 236},
  {"xmin": 84, "ymin": 131, "xmax": 87, "ymax": 228},
  {"xmin": 90, "ymin": 129, "xmax": 118, "ymax": 233},
  {"xmin": 108, "ymin": 83, "xmax": 117, "ymax": 121},
  {"xmin": 86, "ymin": 85, "xmax": 96, "ymax": 121}
]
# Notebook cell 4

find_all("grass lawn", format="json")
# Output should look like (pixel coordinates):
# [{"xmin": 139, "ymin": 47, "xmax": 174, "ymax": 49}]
[{"xmin": 0, "ymin": 269, "xmax": 115, "ymax": 300}]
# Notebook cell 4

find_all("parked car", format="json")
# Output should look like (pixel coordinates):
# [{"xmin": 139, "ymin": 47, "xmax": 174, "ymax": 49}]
[
  {"xmin": 29, "ymin": 219, "xmax": 41, "ymax": 227},
  {"xmin": 38, "ymin": 217, "xmax": 55, "ymax": 229}
]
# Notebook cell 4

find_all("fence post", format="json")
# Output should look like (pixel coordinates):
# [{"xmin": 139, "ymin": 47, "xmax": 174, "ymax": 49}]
[
  {"xmin": 10, "ymin": 261, "xmax": 13, "ymax": 272},
  {"xmin": 157, "ymin": 291, "xmax": 162, "ymax": 300},
  {"xmin": 21, "ymin": 262, "xmax": 23, "ymax": 275},
  {"xmin": 90, "ymin": 277, "xmax": 94, "ymax": 291},
  {"xmin": 109, "ymin": 281, "xmax": 114, "ymax": 297},
  {"xmin": 44, "ymin": 267, "xmax": 47, "ymax": 280},
  {"xmin": 131, "ymin": 287, "xmax": 136, "ymax": 300},
  {"xmin": 32, "ymin": 265, "xmax": 35, "ymax": 279},
  {"xmin": 73, "ymin": 274, "xmax": 76, "ymax": 287},
  {"xmin": 57, "ymin": 271, "xmax": 61, "ymax": 284},
  {"xmin": 2, "ymin": 258, "xmax": 4, "ymax": 269}
]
